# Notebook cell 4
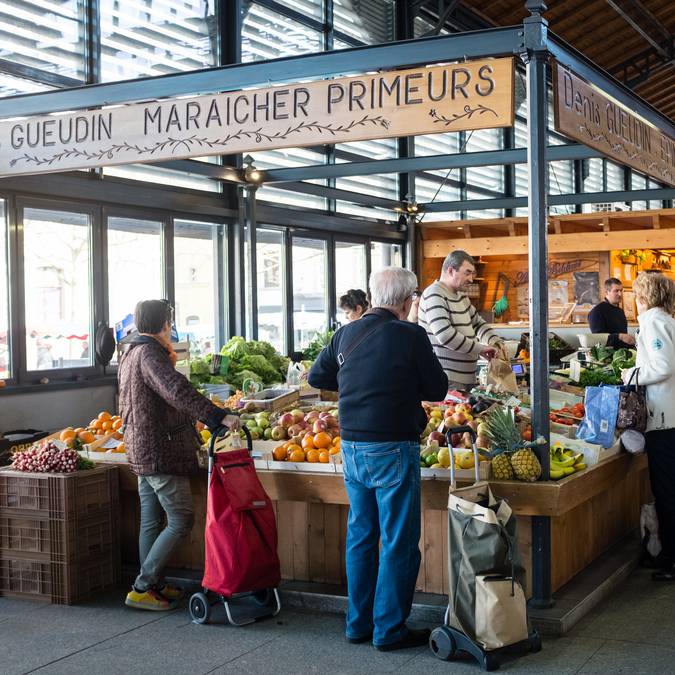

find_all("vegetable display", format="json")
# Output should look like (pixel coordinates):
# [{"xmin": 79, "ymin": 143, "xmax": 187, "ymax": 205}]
[
  {"xmin": 303, "ymin": 330, "xmax": 334, "ymax": 361},
  {"xmin": 189, "ymin": 337, "xmax": 290, "ymax": 389}
]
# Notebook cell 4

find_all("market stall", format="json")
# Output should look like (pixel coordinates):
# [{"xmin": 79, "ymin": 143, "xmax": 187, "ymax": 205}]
[{"xmin": 1, "ymin": 1, "xmax": 673, "ymax": 623}]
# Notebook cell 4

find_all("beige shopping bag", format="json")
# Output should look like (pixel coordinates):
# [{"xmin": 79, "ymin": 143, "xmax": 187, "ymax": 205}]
[
  {"xmin": 485, "ymin": 345, "xmax": 518, "ymax": 394},
  {"xmin": 474, "ymin": 574, "xmax": 529, "ymax": 650}
]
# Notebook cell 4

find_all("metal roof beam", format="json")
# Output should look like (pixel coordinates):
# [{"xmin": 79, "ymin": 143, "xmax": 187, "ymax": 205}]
[
  {"xmin": 0, "ymin": 26, "xmax": 524, "ymax": 119},
  {"xmin": 605, "ymin": 0, "xmax": 670, "ymax": 58},
  {"xmin": 421, "ymin": 187, "xmax": 675, "ymax": 211},
  {"xmin": 609, "ymin": 38, "xmax": 675, "ymax": 88},
  {"xmin": 270, "ymin": 181, "xmax": 403, "ymax": 210},
  {"xmin": 258, "ymin": 145, "xmax": 599, "ymax": 183}
]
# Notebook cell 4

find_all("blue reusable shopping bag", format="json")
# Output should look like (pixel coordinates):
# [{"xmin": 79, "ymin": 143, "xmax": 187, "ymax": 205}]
[{"xmin": 576, "ymin": 386, "xmax": 620, "ymax": 448}]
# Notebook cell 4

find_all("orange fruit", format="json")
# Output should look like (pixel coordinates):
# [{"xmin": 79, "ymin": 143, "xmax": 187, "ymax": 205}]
[
  {"xmin": 92, "ymin": 419, "xmax": 104, "ymax": 430},
  {"xmin": 332, "ymin": 435, "xmax": 341, "ymax": 446},
  {"xmin": 101, "ymin": 421, "xmax": 113, "ymax": 431},
  {"xmin": 288, "ymin": 446, "xmax": 305, "ymax": 462},
  {"xmin": 89, "ymin": 419, "xmax": 98, "ymax": 427},
  {"xmin": 272, "ymin": 445, "xmax": 288, "ymax": 461},
  {"xmin": 319, "ymin": 450, "xmax": 330, "ymax": 463},
  {"xmin": 111, "ymin": 415, "xmax": 121, "ymax": 421},
  {"xmin": 306, "ymin": 449, "xmax": 320, "ymax": 463},
  {"xmin": 301, "ymin": 434, "xmax": 315, "ymax": 450},
  {"xmin": 112, "ymin": 419, "xmax": 123, "ymax": 431},
  {"xmin": 98, "ymin": 411, "xmax": 112, "ymax": 421},
  {"xmin": 60, "ymin": 429, "xmax": 76, "ymax": 442},
  {"xmin": 329, "ymin": 446, "xmax": 340, "ymax": 455},
  {"xmin": 78, "ymin": 430, "xmax": 96, "ymax": 444},
  {"xmin": 313, "ymin": 432, "xmax": 332, "ymax": 449},
  {"xmin": 112, "ymin": 431, "xmax": 123, "ymax": 441},
  {"xmin": 73, "ymin": 427, "xmax": 84, "ymax": 435}
]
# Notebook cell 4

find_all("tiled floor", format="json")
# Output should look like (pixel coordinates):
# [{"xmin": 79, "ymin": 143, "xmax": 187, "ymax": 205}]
[{"xmin": 1, "ymin": 567, "xmax": 673, "ymax": 674}]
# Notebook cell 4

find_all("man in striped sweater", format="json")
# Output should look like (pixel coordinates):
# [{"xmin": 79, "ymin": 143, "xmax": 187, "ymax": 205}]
[{"xmin": 419, "ymin": 250, "xmax": 500, "ymax": 391}]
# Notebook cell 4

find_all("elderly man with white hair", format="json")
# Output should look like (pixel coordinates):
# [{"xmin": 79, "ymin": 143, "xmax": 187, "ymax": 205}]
[{"xmin": 309, "ymin": 267, "xmax": 448, "ymax": 652}]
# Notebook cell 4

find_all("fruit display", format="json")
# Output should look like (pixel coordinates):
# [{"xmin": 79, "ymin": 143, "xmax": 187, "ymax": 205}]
[
  {"xmin": 549, "ymin": 443, "xmax": 586, "ymax": 480},
  {"xmin": 11, "ymin": 440, "xmax": 95, "ymax": 473},
  {"xmin": 482, "ymin": 407, "xmax": 543, "ymax": 482}
]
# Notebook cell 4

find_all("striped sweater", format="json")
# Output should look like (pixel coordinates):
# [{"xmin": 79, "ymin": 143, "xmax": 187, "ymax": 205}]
[{"xmin": 418, "ymin": 280, "xmax": 499, "ymax": 386}]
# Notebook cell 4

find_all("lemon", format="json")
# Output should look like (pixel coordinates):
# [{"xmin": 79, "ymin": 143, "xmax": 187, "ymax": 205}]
[{"xmin": 200, "ymin": 429, "xmax": 212, "ymax": 443}]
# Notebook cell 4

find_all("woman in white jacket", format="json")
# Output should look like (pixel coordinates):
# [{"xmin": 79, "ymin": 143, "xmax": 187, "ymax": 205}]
[{"xmin": 622, "ymin": 272, "xmax": 675, "ymax": 581}]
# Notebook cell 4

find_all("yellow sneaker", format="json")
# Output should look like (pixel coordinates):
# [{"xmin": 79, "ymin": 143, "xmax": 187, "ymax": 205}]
[
  {"xmin": 125, "ymin": 587, "xmax": 175, "ymax": 611},
  {"xmin": 156, "ymin": 583, "xmax": 185, "ymax": 601}
]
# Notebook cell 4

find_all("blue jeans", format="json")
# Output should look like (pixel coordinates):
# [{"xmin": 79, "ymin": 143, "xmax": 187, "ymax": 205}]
[
  {"xmin": 341, "ymin": 440, "xmax": 422, "ymax": 646},
  {"xmin": 134, "ymin": 474, "xmax": 195, "ymax": 591}
]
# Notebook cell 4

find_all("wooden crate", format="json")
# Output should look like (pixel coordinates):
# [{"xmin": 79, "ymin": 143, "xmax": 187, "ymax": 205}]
[{"xmin": 241, "ymin": 388, "xmax": 299, "ymax": 412}]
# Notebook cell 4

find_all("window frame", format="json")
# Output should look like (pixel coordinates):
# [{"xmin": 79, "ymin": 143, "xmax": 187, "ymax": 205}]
[{"xmin": 16, "ymin": 196, "xmax": 101, "ymax": 383}]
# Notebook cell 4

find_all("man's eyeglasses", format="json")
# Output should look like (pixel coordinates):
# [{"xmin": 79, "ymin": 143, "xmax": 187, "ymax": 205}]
[{"xmin": 411, "ymin": 291, "xmax": 421, "ymax": 300}]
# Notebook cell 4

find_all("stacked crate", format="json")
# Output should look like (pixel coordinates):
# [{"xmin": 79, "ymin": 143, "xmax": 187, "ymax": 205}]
[{"xmin": 0, "ymin": 465, "xmax": 120, "ymax": 604}]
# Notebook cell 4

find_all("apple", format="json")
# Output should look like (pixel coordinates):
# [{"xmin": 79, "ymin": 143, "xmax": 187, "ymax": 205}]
[
  {"xmin": 288, "ymin": 423, "xmax": 304, "ymax": 437},
  {"xmin": 322, "ymin": 414, "xmax": 337, "ymax": 427},
  {"xmin": 305, "ymin": 411, "xmax": 320, "ymax": 422},
  {"xmin": 452, "ymin": 412, "xmax": 467, "ymax": 426},
  {"xmin": 290, "ymin": 435, "xmax": 303, "ymax": 446},
  {"xmin": 462, "ymin": 432, "xmax": 473, "ymax": 449},
  {"xmin": 290, "ymin": 409, "xmax": 305, "ymax": 424},
  {"xmin": 279, "ymin": 413, "xmax": 294, "ymax": 428},
  {"xmin": 450, "ymin": 432, "xmax": 462, "ymax": 447},
  {"xmin": 476, "ymin": 434, "xmax": 490, "ymax": 449},
  {"xmin": 427, "ymin": 439, "xmax": 440, "ymax": 449},
  {"xmin": 313, "ymin": 419, "xmax": 328, "ymax": 433},
  {"xmin": 257, "ymin": 418, "xmax": 270, "ymax": 430},
  {"xmin": 319, "ymin": 412, "xmax": 332, "ymax": 420},
  {"xmin": 271, "ymin": 426, "xmax": 287, "ymax": 441},
  {"xmin": 264, "ymin": 428, "xmax": 273, "ymax": 440},
  {"xmin": 428, "ymin": 431, "xmax": 447, "ymax": 446}
]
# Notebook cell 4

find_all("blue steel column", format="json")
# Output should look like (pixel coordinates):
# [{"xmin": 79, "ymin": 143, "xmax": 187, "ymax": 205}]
[
  {"xmin": 244, "ymin": 185, "xmax": 258, "ymax": 340},
  {"xmin": 523, "ymin": 0, "xmax": 554, "ymax": 609}
]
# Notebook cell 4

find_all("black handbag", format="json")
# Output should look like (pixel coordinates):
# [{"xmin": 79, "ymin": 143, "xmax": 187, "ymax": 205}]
[{"xmin": 616, "ymin": 369, "xmax": 648, "ymax": 433}]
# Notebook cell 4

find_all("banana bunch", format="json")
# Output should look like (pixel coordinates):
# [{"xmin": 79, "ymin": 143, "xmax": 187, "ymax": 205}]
[{"xmin": 549, "ymin": 443, "xmax": 586, "ymax": 480}]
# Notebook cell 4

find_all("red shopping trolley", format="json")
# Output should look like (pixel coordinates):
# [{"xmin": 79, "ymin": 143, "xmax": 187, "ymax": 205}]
[{"xmin": 189, "ymin": 425, "xmax": 282, "ymax": 625}]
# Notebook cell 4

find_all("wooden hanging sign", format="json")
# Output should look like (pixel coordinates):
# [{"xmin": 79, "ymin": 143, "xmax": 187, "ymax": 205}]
[
  {"xmin": 0, "ymin": 58, "xmax": 514, "ymax": 177},
  {"xmin": 553, "ymin": 63, "xmax": 675, "ymax": 187}
]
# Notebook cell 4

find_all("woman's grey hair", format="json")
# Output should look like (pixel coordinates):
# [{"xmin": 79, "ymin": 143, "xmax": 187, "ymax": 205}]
[
  {"xmin": 369, "ymin": 267, "xmax": 418, "ymax": 307},
  {"xmin": 442, "ymin": 250, "xmax": 474, "ymax": 274}
]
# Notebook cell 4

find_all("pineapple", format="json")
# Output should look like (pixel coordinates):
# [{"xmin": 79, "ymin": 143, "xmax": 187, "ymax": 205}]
[
  {"xmin": 491, "ymin": 449, "xmax": 515, "ymax": 480},
  {"xmin": 510, "ymin": 448, "xmax": 542, "ymax": 482},
  {"xmin": 483, "ymin": 407, "xmax": 542, "ymax": 482}
]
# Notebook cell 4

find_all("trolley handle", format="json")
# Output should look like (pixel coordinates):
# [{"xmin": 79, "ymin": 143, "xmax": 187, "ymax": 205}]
[
  {"xmin": 208, "ymin": 423, "xmax": 252, "ymax": 458},
  {"xmin": 445, "ymin": 425, "xmax": 480, "ymax": 489}
]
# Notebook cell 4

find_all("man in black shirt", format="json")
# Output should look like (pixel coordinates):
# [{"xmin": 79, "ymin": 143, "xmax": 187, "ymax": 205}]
[{"xmin": 587, "ymin": 278, "xmax": 635, "ymax": 349}]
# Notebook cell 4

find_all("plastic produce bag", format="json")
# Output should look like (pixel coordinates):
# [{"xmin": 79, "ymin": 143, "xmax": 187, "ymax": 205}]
[
  {"xmin": 576, "ymin": 386, "xmax": 619, "ymax": 448},
  {"xmin": 640, "ymin": 503, "xmax": 661, "ymax": 559}
]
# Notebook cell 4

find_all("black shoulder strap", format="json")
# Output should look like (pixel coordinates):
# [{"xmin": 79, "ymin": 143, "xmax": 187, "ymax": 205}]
[{"xmin": 337, "ymin": 308, "xmax": 395, "ymax": 368}]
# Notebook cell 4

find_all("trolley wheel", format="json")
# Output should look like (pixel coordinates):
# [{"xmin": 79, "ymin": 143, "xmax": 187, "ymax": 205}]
[
  {"xmin": 189, "ymin": 592, "xmax": 211, "ymax": 624},
  {"xmin": 251, "ymin": 588, "xmax": 272, "ymax": 606},
  {"xmin": 429, "ymin": 626, "xmax": 456, "ymax": 661},
  {"xmin": 482, "ymin": 652, "xmax": 500, "ymax": 672},
  {"xmin": 528, "ymin": 630, "xmax": 542, "ymax": 653}
]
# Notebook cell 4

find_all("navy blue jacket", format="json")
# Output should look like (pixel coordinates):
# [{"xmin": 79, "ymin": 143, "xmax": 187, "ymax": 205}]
[{"xmin": 308, "ymin": 310, "xmax": 448, "ymax": 442}]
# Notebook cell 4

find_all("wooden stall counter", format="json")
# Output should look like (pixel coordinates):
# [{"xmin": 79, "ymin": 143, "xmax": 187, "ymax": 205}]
[{"xmin": 115, "ymin": 453, "xmax": 649, "ymax": 599}]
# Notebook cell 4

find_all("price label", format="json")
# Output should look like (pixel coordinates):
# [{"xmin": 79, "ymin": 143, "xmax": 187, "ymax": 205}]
[{"xmin": 569, "ymin": 359, "xmax": 582, "ymax": 382}]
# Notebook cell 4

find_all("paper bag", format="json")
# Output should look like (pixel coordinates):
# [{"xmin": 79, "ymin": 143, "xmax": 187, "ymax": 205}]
[
  {"xmin": 485, "ymin": 345, "xmax": 518, "ymax": 394},
  {"xmin": 474, "ymin": 575, "xmax": 529, "ymax": 650}
]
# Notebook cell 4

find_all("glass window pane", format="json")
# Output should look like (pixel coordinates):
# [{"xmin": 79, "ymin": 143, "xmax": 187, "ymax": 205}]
[
  {"xmin": 0, "ymin": 74, "xmax": 55, "ymax": 99},
  {"xmin": 100, "ymin": 0, "xmax": 216, "ymax": 81},
  {"xmin": 0, "ymin": 0, "xmax": 86, "ymax": 81},
  {"xmin": 335, "ymin": 241, "xmax": 367, "ymax": 321},
  {"xmin": 0, "ymin": 200, "xmax": 9, "ymax": 379},
  {"xmin": 370, "ymin": 242, "xmax": 402, "ymax": 271},
  {"xmin": 242, "ymin": 2, "xmax": 322, "ymax": 62},
  {"xmin": 103, "ymin": 163, "xmax": 220, "ymax": 192},
  {"xmin": 257, "ymin": 228, "xmax": 285, "ymax": 354},
  {"xmin": 334, "ymin": 0, "xmax": 395, "ymax": 44},
  {"xmin": 292, "ymin": 237, "xmax": 327, "ymax": 351},
  {"xmin": 630, "ymin": 172, "xmax": 647, "ymax": 211},
  {"xmin": 107, "ymin": 216, "xmax": 163, "ymax": 345},
  {"xmin": 465, "ymin": 128, "xmax": 504, "ymax": 192},
  {"xmin": 174, "ymin": 220, "xmax": 220, "ymax": 357},
  {"xmin": 23, "ymin": 208, "xmax": 92, "ymax": 371}
]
